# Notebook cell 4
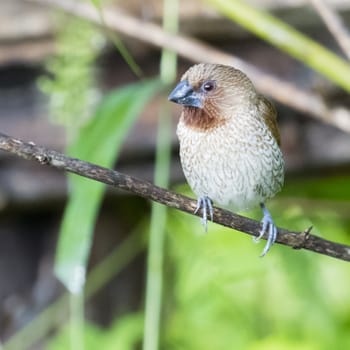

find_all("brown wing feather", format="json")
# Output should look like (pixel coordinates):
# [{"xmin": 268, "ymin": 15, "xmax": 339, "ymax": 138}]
[{"xmin": 258, "ymin": 95, "xmax": 281, "ymax": 146}]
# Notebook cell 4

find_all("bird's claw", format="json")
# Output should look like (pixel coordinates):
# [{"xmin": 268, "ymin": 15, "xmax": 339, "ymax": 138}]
[
  {"xmin": 253, "ymin": 203, "xmax": 278, "ymax": 257},
  {"xmin": 194, "ymin": 196, "xmax": 213, "ymax": 232}
]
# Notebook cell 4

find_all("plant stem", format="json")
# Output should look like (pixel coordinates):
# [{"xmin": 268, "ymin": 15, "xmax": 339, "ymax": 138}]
[
  {"xmin": 69, "ymin": 292, "xmax": 85, "ymax": 350},
  {"xmin": 143, "ymin": 1, "xmax": 178, "ymax": 349}
]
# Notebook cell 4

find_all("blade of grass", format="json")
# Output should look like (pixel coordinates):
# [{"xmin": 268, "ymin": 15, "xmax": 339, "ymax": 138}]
[
  {"xmin": 205, "ymin": 0, "xmax": 350, "ymax": 93},
  {"xmin": 90, "ymin": 0, "xmax": 142, "ymax": 77},
  {"xmin": 143, "ymin": 1, "xmax": 178, "ymax": 349},
  {"xmin": 55, "ymin": 79, "xmax": 161, "ymax": 294}
]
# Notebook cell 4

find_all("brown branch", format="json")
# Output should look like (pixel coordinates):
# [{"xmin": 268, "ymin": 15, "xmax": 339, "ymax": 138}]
[
  {"xmin": 1, "ymin": 132, "xmax": 350, "ymax": 262},
  {"xmin": 310, "ymin": 0, "xmax": 350, "ymax": 60},
  {"xmin": 28, "ymin": 0, "xmax": 350, "ymax": 133}
]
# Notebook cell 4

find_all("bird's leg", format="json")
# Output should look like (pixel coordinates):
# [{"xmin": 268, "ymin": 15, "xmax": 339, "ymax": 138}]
[
  {"xmin": 254, "ymin": 203, "xmax": 278, "ymax": 257},
  {"xmin": 194, "ymin": 196, "xmax": 214, "ymax": 232}
]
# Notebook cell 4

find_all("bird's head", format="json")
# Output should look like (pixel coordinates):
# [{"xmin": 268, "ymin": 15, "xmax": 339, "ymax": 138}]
[{"xmin": 168, "ymin": 63, "xmax": 257, "ymax": 131}]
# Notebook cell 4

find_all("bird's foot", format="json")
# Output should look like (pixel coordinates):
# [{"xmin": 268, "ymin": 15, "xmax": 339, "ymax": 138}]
[
  {"xmin": 253, "ymin": 203, "xmax": 278, "ymax": 257},
  {"xmin": 194, "ymin": 196, "xmax": 213, "ymax": 232}
]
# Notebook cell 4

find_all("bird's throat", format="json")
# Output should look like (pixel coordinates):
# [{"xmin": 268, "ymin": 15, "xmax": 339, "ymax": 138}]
[{"xmin": 182, "ymin": 107, "xmax": 225, "ymax": 131}]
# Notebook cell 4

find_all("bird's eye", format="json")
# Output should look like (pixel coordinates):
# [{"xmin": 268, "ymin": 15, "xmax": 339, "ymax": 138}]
[{"xmin": 201, "ymin": 80, "xmax": 216, "ymax": 93}]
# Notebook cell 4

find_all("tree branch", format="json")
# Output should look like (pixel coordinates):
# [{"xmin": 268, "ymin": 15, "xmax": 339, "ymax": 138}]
[
  {"xmin": 309, "ymin": 0, "xmax": 350, "ymax": 60},
  {"xmin": 0, "ymin": 132, "xmax": 349, "ymax": 262}
]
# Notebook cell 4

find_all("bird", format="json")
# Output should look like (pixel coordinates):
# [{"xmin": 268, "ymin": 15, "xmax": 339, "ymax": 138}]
[{"xmin": 168, "ymin": 63, "xmax": 284, "ymax": 256}]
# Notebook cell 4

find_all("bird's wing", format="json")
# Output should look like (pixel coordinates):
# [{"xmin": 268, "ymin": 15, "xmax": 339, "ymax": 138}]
[{"xmin": 258, "ymin": 95, "xmax": 281, "ymax": 146}]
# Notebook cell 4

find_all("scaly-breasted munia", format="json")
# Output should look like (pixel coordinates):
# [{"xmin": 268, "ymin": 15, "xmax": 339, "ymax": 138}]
[{"xmin": 168, "ymin": 63, "xmax": 284, "ymax": 256}]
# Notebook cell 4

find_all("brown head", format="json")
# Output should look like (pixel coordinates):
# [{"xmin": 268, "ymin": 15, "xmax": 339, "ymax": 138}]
[{"xmin": 168, "ymin": 63, "xmax": 258, "ymax": 132}]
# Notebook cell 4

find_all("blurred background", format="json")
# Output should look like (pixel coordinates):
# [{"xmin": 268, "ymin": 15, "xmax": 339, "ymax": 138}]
[{"xmin": 1, "ymin": 0, "xmax": 350, "ymax": 349}]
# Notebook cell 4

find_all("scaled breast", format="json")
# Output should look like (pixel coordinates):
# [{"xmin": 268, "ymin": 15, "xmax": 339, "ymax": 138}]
[{"xmin": 177, "ymin": 114, "xmax": 284, "ymax": 211}]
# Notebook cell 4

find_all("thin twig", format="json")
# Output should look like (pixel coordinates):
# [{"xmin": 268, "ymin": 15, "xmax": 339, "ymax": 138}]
[
  {"xmin": 1, "ymin": 132, "xmax": 350, "ymax": 262},
  {"xmin": 310, "ymin": 0, "xmax": 350, "ymax": 60},
  {"xmin": 28, "ymin": 0, "xmax": 350, "ymax": 133}
]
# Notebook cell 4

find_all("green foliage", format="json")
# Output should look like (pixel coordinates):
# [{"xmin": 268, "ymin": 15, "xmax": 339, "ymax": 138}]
[
  {"xmin": 45, "ymin": 178, "xmax": 350, "ymax": 350},
  {"xmin": 38, "ymin": 18, "xmax": 104, "ymax": 128},
  {"xmin": 162, "ymin": 182, "xmax": 350, "ymax": 350},
  {"xmin": 281, "ymin": 175, "xmax": 350, "ymax": 201},
  {"xmin": 55, "ymin": 79, "xmax": 162, "ymax": 293},
  {"xmin": 43, "ymin": 176, "xmax": 350, "ymax": 350}
]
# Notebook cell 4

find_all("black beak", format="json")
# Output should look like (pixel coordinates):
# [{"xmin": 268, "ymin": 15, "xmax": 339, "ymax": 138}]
[{"xmin": 168, "ymin": 80, "xmax": 202, "ymax": 108}]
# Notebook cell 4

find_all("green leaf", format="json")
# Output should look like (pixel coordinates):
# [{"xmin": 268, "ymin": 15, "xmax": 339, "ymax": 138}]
[{"xmin": 55, "ymin": 79, "xmax": 162, "ymax": 293}]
